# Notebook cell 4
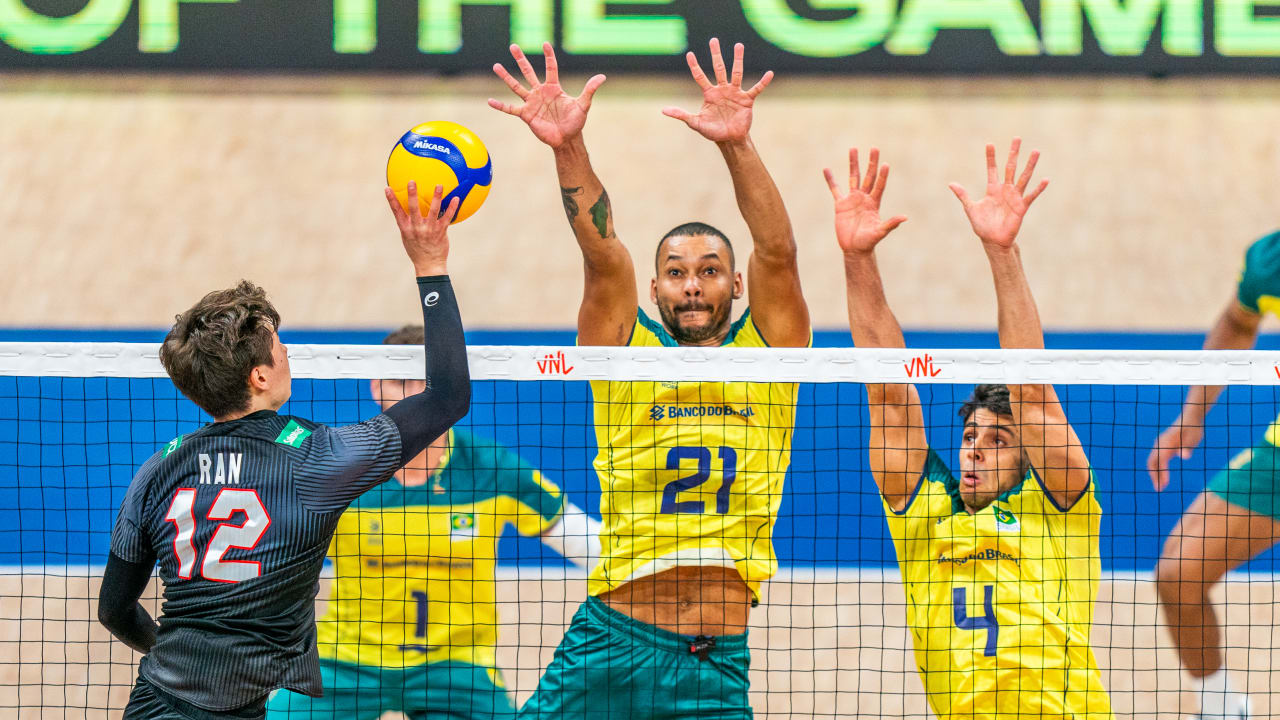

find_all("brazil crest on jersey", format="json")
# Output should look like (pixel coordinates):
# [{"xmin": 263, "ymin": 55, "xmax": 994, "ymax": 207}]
[
  {"xmin": 1235, "ymin": 231, "xmax": 1280, "ymax": 446},
  {"xmin": 316, "ymin": 428, "xmax": 565, "ymax": 670},
  {"xmin": 586, "ymin": 309, "xmax": 803, "ymax": 598},
  {"xmin": 884, "ymin": 449, "xmax": 1112, "ymax": 720}
]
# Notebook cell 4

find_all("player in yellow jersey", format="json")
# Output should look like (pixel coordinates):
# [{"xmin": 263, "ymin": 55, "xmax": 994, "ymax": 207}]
[
  {"xmin": 489, "ymin": 39, "xmax": 809, "ymax": 718},
  {"xmin": 1145, "ymin": 232, "xmax": 1280, "ymax": 720},
  {"xmin": 267, "ymin": 326, "xmax": 601, "ymax": 720},
  {"xmin": 829, "ymin": 140, "xmax": 1112, "ymax": 719}
]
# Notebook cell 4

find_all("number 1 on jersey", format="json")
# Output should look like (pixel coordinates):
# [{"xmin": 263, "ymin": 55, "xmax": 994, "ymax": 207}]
[{"xmin": 164, "ymin": 489, "xmax": 199, "ymax": 579}]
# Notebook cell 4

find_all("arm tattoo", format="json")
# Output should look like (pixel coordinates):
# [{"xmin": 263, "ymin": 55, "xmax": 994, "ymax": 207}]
[
  {"xmin": 589, "ymin": 190, "xmax": 613, "ymax": 239},
  {"xmin": 560, "ymin": 186, "xmax": 582, "ymax": 223}
]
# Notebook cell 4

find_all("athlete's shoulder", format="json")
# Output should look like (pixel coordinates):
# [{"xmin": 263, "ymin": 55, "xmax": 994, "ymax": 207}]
[
  {"xmin": 632, "ymin": 309, "xmax": 677, "ymax": 347},
  {"xmin": 123, "ymin": 442, "xmax": 173, "ymax": 506},
  {"xmin": 1017, "ymin": 465, "xmax": 1101, "ymax": 517},
  {"xmin": 273, "ymin": 415, "xmax": 326, "ymax": 447},
  {"xmin": 1238, "ymin": 231, "xmax": 1280, "ymax": 314},
  {"xmin": 723, "ymin": 310, "xmax": 766, "ymax": 348},
  {"xmin": 888, "ymin": 447, "xmax": 964, "ymax": 519},
  {"xmin": 1245, "ymin": 230, "xmax": 1280, "ymax": 260},
  {"xmin": 439, "ymin": 428, "xmax": 493, "ymax": 486},
  {"xmin": 453, "ymin": 430, "xmax": 539, "ymax": 490}
]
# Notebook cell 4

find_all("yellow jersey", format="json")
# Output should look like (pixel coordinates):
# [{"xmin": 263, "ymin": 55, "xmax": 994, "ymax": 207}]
[
  {"xmin": 587, "ymin": 309, "xmax": 802, "ymax": 598},
  {"xmin": 317, "ymin": 428, "xmax": 565, "ymax": 670},
  {"xmin": 884, "ymin": 448, "xmax": 1112, "ymax": 720},
  {"xmin": 1235, "ymin": 231, "xmax": 1280, "ymax": 444}
]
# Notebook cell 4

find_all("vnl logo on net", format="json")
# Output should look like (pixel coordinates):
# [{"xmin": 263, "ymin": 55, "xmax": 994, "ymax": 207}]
[
  {"xmin": 537, "ymin": 350, "xmax": 574, "ymax": 376},
  {"xmin": 904, "ymin": 354, "xmax": 943, "ymax": 379}
]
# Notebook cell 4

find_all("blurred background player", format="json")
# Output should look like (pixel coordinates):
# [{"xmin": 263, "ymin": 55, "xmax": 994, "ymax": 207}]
[
  {"xmin": 488, "ymin": 39, "xmax": 809, "ymax": 717},
  {"xmin": 1145, "ymin": 232, "xmax": 1280, "ymax": 720},
  {"xmin": 831, "ymin": 141, "xmax": 1112, "ymax": 719},
  {"xmin": 95, "ymin": 183, "xmax": 470, "ymax": 719},
  {"xmin": 267, "ymin": 324, "xmax": 601, "ymax": 720}
]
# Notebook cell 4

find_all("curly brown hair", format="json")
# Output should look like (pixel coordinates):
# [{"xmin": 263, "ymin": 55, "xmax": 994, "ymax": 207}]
[{"xmin": 160, "ymin": 280, "xmax": 281, "ymax": 418}]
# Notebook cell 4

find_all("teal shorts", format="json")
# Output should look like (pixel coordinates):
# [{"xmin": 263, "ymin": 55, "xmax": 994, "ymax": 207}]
[
  {"xmin": 266, "ymin": 659, "xmax": 514, "ymax": 720},
  {"xmin": 518, "ymin": 597, "xmax": 752, "ymax": 720},
  {"xmin": 1208, "ymin": 441, "xmax": 1280, "ymax": 521}
]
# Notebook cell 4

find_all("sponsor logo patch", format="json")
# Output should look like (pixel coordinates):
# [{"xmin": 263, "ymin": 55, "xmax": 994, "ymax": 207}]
[{"xmin": 274, "ymin": 420, "xmax": 312, "ymax": 448}]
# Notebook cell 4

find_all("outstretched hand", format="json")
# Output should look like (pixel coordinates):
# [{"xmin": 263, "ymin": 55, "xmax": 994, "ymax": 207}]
[
  {"xmin": 949, "ymin": 138, "xmax": 1048, "ymax": 249},
  {"xmin": 386, "ymin": 181, "xmax": 459, "ymax": 277},
  {"xmin": 662, "ymin": 38, "xmax": 772, "ymax": 144},
  {"xmin": 1147, "ymin": 423, "xmax": 1204, "ymax": 492},
  {"xmin": 824, "ymin": 147, "xmax": 907, "ymax": 255},
  {"xmin": 488, "ymin": 42, "xmax": 606, "ymax": 149}
]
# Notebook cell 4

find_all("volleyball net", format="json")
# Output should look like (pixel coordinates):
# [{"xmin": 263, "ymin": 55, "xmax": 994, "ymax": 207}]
[{"xmin": 2, "ymin": 342, "xmax": 1279, "ymax": 719}]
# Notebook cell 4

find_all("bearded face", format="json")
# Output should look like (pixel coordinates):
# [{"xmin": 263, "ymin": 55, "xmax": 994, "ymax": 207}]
[{"xmin": 650, "ymin": 234, "xmax": 742, "ymax": 346}]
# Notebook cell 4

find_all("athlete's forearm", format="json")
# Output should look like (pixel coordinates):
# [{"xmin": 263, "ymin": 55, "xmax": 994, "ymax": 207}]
[
  {"xmin": 843, "ymin": 250, "xmax": 905, "ymax": 350},
  {"xmin": 385, "ymin": 277, "xmax": 471, "ymax": 465},
  {"xmin": 552, "ymin": 137, "xmax": 625, "ymax": 271},
  {"xmin": 1179, "ymin": 302, "xmax": 1262, "ymax": 424},
  {"xmin": 985, "ymin": 244, "xmax": 1044, "ymax": 351},
  {"xmin": 719, "ymin": 138, "xmax": 795, "ymax": 264},
  {"xmin": 97, "ymin": 552, "xmax": 158, "ymax": 654}
]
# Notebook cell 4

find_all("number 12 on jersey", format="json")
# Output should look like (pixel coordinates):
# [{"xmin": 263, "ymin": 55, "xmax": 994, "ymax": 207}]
[
  {"xmin": 164, "ymin": 488, "xmax": 271, "ymax": 583},
  {"xmin": 660, "ymin": 446, "xmax": 737, "ymax": 515}
]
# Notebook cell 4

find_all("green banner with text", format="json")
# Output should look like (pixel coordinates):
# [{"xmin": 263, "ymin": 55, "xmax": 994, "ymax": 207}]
[{"xmin": 3, "ymin": 0, "xmax": 1280, "ymax": 72}]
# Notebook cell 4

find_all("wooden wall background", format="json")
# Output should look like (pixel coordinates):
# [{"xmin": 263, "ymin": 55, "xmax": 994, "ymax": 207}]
[{"xmin": 2, "ymin": 73, "xmax": 1277, "ymax": 331}]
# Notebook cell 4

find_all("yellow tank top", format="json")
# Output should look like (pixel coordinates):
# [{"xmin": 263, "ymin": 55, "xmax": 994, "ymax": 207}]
[
  {"xmin": 884, "ymin": 448, "xmax": 1113, "ymax": 720},
  {"xmin": 586, "ymin": 309, "xmax": 802, "ymax": 598}
]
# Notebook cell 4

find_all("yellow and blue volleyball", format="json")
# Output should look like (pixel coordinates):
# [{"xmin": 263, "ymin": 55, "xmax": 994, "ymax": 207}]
[{"xmin": 386, "ymin": 121, "xmax": 493, "ymax": 224}]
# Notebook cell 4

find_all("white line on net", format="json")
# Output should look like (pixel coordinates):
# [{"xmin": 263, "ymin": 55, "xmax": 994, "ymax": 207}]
[{"xmin": 1, "ymin": 342, "xmax": 1279, "ymax": 385}]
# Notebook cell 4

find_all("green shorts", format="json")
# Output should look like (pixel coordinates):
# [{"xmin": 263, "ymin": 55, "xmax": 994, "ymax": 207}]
[
  {"xmin": 1208, "ymin": 441, "xmax": 1280, "ymax": 521},
  {"xmin": 517, "ymin": 597, "xmax": 752, "ymax": 720},
  {"xmin": 265, "ymin": 658, "xmax": 514, "ymax": 720}
]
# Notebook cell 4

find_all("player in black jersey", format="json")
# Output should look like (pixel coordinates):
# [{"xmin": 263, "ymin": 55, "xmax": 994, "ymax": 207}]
[{"xmin": 97, "ymin": 183, "xmax": 471, "ymax": 720}]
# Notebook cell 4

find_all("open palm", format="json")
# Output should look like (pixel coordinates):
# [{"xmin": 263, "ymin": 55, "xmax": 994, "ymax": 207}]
[
  {"xmin": 950, "ymin": 139, "xmax": 1048, "ymax": 248},
  {"xmin": 825, "ymin": 148, "xmax": 907, "ymax": 254},
  {"xmin": 489, "ymin": 43, "xmax": 605, "ymax": 150},
  {"xmin": 663, "ymin": 38, "xmax": 771, "ymax": 144}
]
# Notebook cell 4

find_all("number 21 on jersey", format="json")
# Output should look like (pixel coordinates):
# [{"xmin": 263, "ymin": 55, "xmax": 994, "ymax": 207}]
[
  {"xmin": 660, "ymin": 446, "xmax": 737, "ymax": 515},
  {"xmin": 164, "ymin": 489, "xmax": 272, "ymax": 583}
]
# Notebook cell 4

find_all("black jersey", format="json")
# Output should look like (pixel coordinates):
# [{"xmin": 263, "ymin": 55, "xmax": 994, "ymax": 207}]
[
  {"xmin": 102, "ymin": 275, "xmax": 471, "ymax": 713},
  {"xmin": 110, "ymin": 411, "xmax": 402, "ymax": 710}
]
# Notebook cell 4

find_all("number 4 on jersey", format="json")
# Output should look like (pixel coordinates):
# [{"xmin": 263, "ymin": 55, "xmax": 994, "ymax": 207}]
[
  {"xmin": 164, "ymin": 489, "xmax": 272, "ymax": 583},
  {"xmin": 953, "ymin": 585, "xmax": 999, "ymax": 656}
]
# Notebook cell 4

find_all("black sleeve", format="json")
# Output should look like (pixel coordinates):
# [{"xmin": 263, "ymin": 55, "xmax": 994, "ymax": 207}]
[
  {"xmin": 383, "ymin": 275, "xmax": 472, "ymax": 465},
  {"xmin": 97, "ymin": 552, "xmax": 158, "ymax": 654}
]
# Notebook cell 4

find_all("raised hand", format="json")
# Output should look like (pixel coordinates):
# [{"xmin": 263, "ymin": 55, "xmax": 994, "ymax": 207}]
[
  {"xmin": 949, "ymin": 138, "xmax": 1048, "ymax": 249},
  {"xmin": 824, "ymin": 147, "xmax": 908, "ymax": 255},
  {"xmin": 662, "ymin": 38, "xmax": 772, "ymax": 144},
  {"xmin": 488, "ymin": 43, "xmax": 606, "ymax": 149},
  {"xmin": 1147, "ymin": 423, "xmax": 1204, "ymax": 492},
  {"xmin": 386, "ymin": 181, "xmax": 460, "ymax": 277}
]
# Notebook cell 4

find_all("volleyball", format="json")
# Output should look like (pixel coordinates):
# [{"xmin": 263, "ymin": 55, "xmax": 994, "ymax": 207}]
[{"xmin": 386, "ymin": 120, "xmax": 493, "ymax": 224}]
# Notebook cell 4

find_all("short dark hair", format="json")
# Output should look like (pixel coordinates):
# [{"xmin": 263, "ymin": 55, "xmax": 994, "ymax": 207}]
[
  {"xmin": 958, "ymin": 383, "xmax": 1012, "ymax": 424},
  {"xmin": 160, "ymin": 280, "xmax": 280, "ymax": 419},
  {"xmin": 383, "ymin": 324, "xmax": 424, "ymax": 346},
  {"xmin": 655, "ymin": 222, "xmax": 735, "ymax": 271}
]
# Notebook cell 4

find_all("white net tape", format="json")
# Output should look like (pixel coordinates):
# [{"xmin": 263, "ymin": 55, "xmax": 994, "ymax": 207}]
[{"xmin": 3, "ymin": 342, "xmax": 1280, "ymax": 384}]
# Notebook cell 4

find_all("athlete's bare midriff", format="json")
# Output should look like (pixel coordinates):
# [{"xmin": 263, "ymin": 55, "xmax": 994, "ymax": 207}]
[{"xmin": 599, "ymin": 565, "xmax": 751, "ymax": 636}]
